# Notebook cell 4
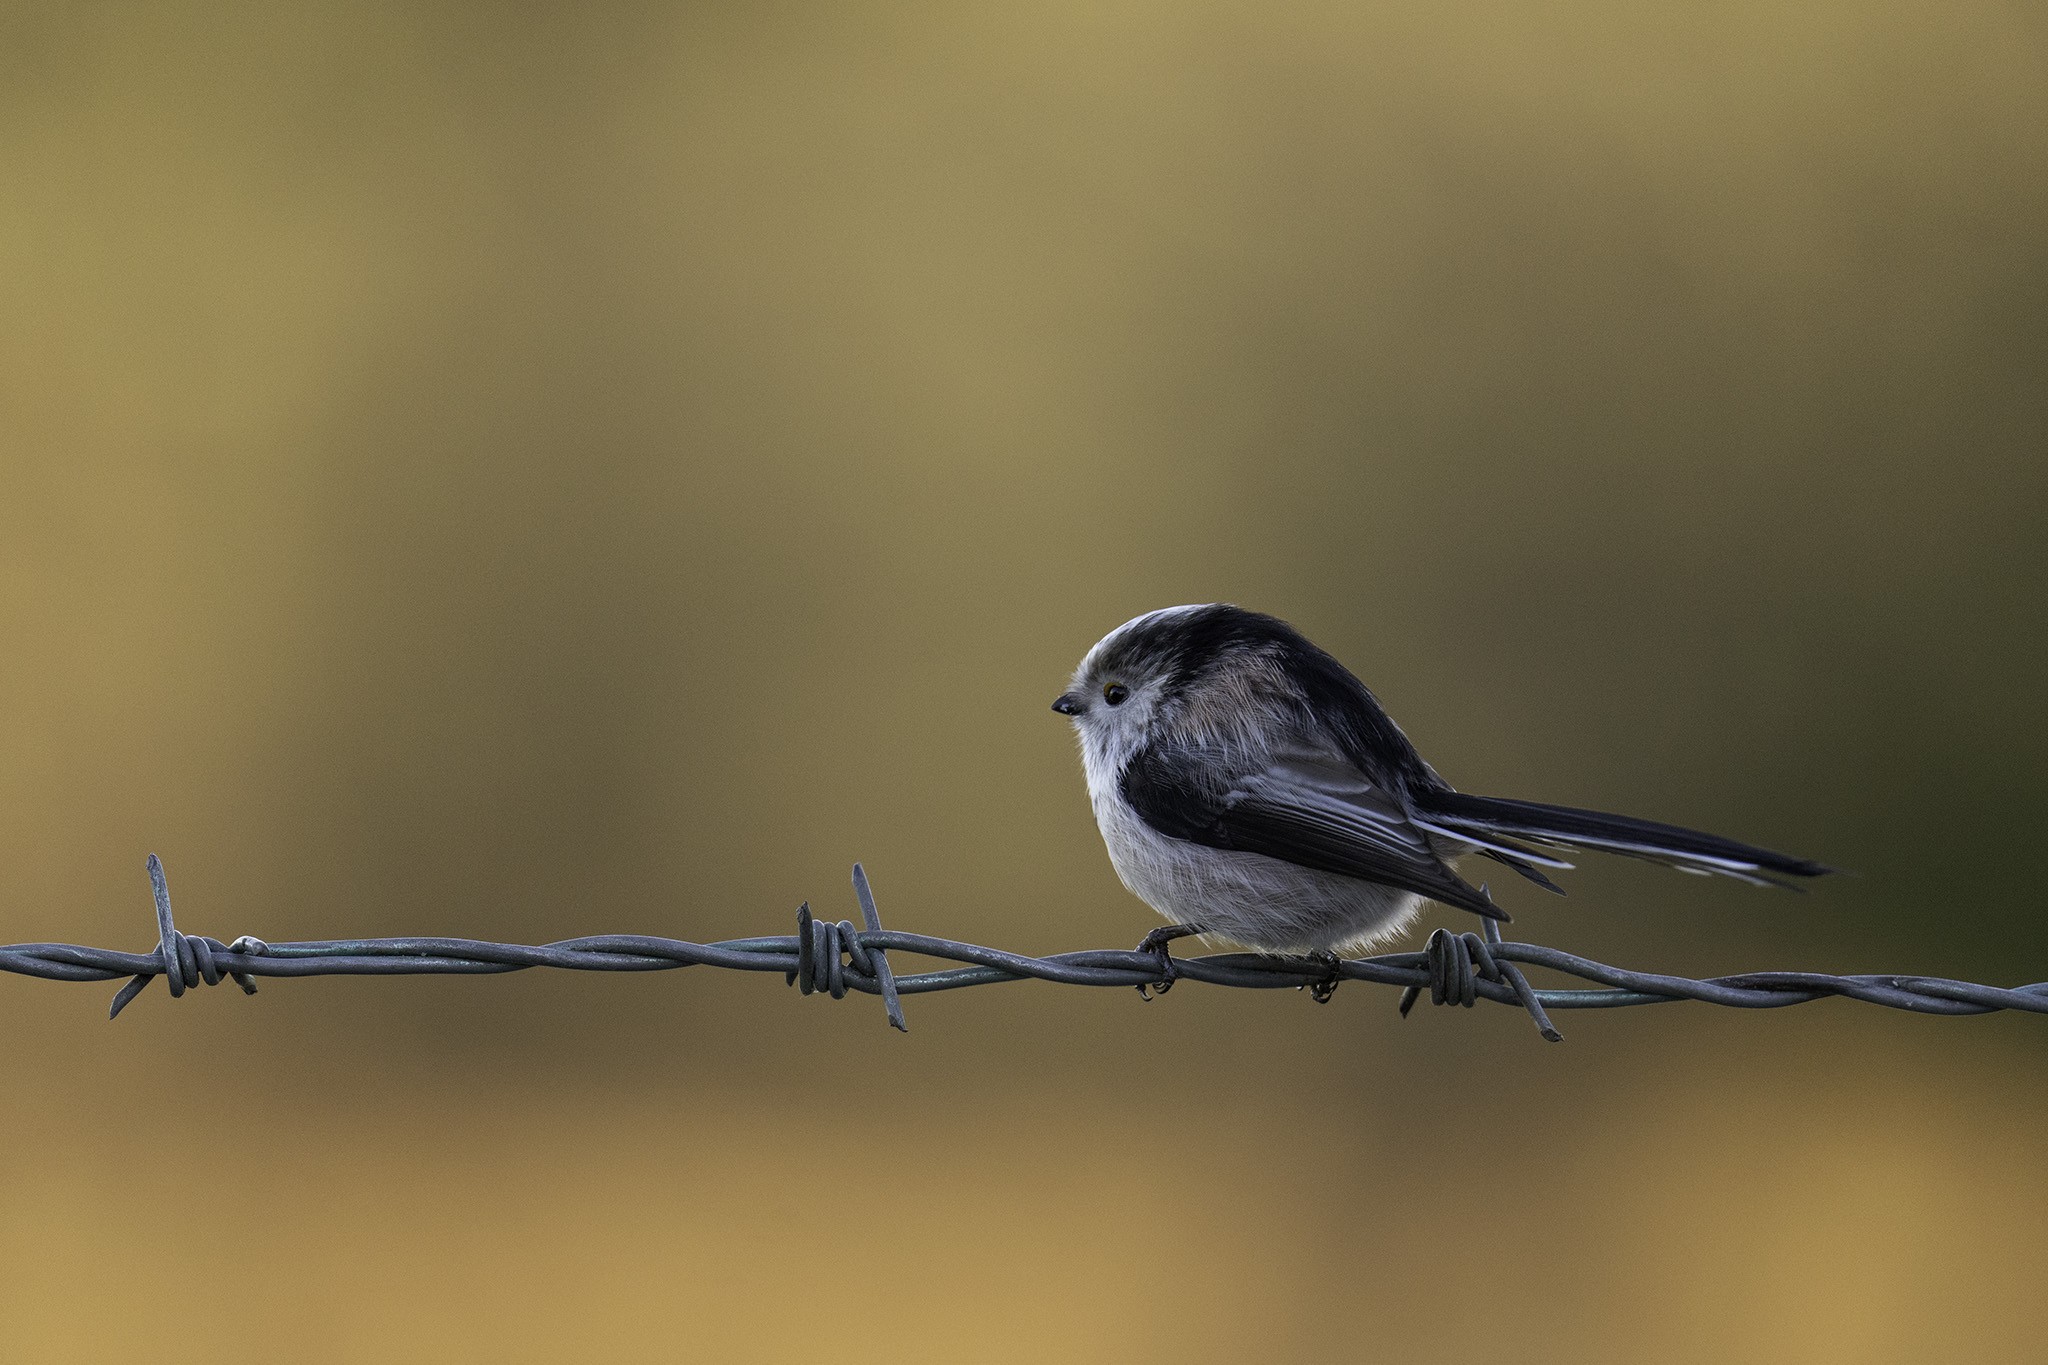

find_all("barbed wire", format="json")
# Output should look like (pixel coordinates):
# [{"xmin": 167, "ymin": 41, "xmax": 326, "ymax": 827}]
[{"xmin": 3, "ymin": 856, "xmax": 2044, "ymax": 1043}]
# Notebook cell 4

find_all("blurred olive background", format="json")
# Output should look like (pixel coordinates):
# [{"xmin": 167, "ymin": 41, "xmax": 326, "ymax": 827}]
[{"xmin": 3, "ymin": 1, "xmax": 2046, "ymax": 1360}]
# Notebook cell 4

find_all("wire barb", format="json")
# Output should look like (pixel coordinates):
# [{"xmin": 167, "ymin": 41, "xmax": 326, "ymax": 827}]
[
  {"xmin": 850, "ymin": 864, "xmax": 906, "ymax": 1032},
  {"xmin": 0, "ymin": 857, "xmax": 2036, "ymax": 1040},
  {"xmin": 1399, "ymin": 921, "xmax": 1562, "ymax": 1042},
  {"xmin": 786, "ymin": 865, "xmax": 907, "ymax": 1031},
  {"xmin": 107, "ymin": 854, "xmax": 261, "ymax": 1020}
]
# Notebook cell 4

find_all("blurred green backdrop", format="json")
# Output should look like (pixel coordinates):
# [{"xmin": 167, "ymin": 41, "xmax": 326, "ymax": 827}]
[{"xmin": 3, "ymin": 1, "xmax": 2045, "ymax": 1360}]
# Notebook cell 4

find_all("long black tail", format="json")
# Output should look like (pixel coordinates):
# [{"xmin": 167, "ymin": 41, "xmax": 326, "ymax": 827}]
[{"xmin": 1410, "ymin": 788, "xmax": 1835, "ymax": 891}]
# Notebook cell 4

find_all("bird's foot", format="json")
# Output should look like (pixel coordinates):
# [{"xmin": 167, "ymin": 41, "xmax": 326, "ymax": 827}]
[
  {"xmin": 1302, "ymin": 950, "xmax": 1345, "ymax": 1004},
  {"xmin": 1133, "ymin": 923, "xmax": 1205, "ymax": 1001}
]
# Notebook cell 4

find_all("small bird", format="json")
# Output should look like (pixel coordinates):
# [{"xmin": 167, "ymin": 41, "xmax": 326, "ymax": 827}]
[{"xmin": 1052, "ymin": 604, "xmax": 1830, "ymax": 961}]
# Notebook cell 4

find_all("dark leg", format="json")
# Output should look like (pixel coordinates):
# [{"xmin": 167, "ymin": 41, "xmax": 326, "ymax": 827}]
[
  {"xmin": 1303, "ymin": 949, "xmax": 1344, "ymax": 1004},
  {"xmin": 1134, "ymin": 922, "xmax": 1206, "ymax": 1000}
]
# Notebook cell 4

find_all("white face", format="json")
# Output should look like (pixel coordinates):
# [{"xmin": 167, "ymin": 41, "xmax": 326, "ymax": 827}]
[{"xmin": 1054, "ymin": 606, "xmax": 1205, "ymax": 785}]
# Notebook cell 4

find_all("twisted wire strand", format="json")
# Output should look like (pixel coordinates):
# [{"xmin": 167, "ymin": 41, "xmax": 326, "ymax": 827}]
[{"xmin": 5, "ymin": 856, "xmax": 2045, "ymax": 1042}]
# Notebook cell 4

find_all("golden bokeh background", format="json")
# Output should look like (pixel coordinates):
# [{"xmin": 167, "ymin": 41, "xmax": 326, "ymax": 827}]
[{"xmin": 3, "ymin": 1, "xmax": 2045, "ymax": 1359}]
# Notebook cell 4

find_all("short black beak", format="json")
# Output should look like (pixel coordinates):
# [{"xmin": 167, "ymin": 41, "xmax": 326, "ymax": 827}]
[{"xmin": 1050, "ymin": 692, "xmax": 1084, "ymax": 716}]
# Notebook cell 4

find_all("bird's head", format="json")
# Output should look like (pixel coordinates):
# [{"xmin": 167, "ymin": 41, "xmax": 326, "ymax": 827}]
[{"xmin": 1053, "ymin": 603, "xmax": 1303, "ymax": 776}]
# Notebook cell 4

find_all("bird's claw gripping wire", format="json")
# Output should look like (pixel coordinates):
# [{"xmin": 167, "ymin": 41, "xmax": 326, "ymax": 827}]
[
  {"xmin": 107, "ymin": 854, "xmax": 263, "ymax": 1020},
  {"xmin": 1302, "ymin": 950, "xmax": 1344, "ymax": 1003},
  {"xmin": 1399, "ymin": 918, "xmax": 1563, "ymax": 1042},
  {"xmin": 1133, "ymin": 923, "xmax": 1206, "ymax": 1000}
]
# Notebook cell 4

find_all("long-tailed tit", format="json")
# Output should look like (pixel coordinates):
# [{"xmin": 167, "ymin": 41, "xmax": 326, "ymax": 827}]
[{"xmin": 1052, "ymin": 604, "xmax": 1830, "ymax": 959}]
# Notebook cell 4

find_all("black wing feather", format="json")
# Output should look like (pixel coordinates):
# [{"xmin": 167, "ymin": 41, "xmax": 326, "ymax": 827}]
[
  {"xmin": 1120, "ymin": 741, "xmax": 1505, "ymax": 920},
  {"xmin": 1412, "ymin": 789, "xmax": 1835, "ymax": 885}
]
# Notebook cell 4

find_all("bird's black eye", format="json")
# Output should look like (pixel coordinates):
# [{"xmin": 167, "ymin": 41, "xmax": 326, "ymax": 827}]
[{"xmin": 1103, "ymin": 682, "xmax": 1130, "ymax": 706}]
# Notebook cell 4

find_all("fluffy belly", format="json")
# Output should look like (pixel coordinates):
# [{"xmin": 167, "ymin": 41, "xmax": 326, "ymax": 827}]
[{"xmin": 1096, "ymin": 802, "xmax": 1426, "ymax": 955}]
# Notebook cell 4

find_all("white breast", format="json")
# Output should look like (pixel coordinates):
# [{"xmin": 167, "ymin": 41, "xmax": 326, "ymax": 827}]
[{"xmin": 1087, "ymin": 779, "xmax": 1425, "ymax": 956}]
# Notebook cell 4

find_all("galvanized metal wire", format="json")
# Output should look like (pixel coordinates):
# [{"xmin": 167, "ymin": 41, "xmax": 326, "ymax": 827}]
[{"xmin": 5, "ymin": 856, "xmax": 2045, "ymax": 1043}]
